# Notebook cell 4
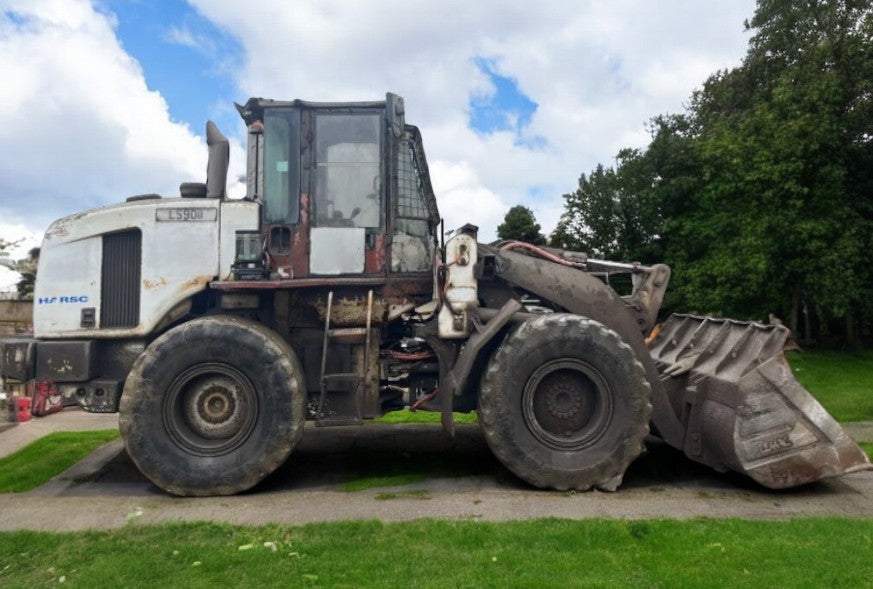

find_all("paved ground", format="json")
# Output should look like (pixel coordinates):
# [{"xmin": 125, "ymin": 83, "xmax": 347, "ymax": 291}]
[
  {"xmin": 1, "ymin": 409, "xmax": 872, "ymax": 531},
  {"xmin": 0, "ymin": 408, "xmax": 118, "ymax": 458}
]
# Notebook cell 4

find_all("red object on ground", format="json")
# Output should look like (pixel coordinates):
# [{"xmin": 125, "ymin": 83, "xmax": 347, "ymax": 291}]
[
  {"xmin": 31, "ymin": 381, "xmax": 63, "ymax": 417},
  {"xmin": 16, "ymin": 396, "xmax": 31, "ymax": 422}
]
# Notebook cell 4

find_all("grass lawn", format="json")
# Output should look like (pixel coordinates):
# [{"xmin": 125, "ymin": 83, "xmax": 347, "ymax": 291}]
[
  {"xmin": 372, "ymin": 408, "xmax": 478, "ymax": 425},
  {"xmin": 1, "ymin": 518, "xmax": 871, "ymax": 587},
  {"xmin": 0, "ymin": 430, "xmax": 119, "ymax": 493},
  {"xmin": 787, "ymin": 349, "xmax": 873, "ymax": 423}
]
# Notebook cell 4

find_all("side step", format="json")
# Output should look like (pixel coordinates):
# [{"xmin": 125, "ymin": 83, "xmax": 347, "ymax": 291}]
[{"xmin": 649, "ymin": 313, "xmax": 871, "ymax": 489}]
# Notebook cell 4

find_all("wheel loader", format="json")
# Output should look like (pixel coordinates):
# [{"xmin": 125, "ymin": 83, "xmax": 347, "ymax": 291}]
[{"xmin": 0, "ymin": 93, "xmax": 868, "ymax": 496}]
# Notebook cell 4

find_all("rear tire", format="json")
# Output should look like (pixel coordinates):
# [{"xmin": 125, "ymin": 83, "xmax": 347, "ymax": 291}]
[
  {"xmin": 119, "ymin": 316, "xmax": 306, "ymax": 496},
  {"xmin": 478, "ymin": 314, "xmax": 651, "ymax": 491}
]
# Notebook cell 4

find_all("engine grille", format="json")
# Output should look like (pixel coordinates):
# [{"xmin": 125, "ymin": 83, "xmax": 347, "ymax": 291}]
[{"xmin": 101, "ymin": 229, "xmax": 141, "ymax": 328}]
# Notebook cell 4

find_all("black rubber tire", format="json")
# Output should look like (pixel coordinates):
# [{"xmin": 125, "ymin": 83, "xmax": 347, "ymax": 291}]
[
  {"xmin": 478, "ymin": 314, "xmax": 652, "ymax": 491},
  {"xmin": 119, "ymin": 316, "xmax": 306, "ymax": 496}
]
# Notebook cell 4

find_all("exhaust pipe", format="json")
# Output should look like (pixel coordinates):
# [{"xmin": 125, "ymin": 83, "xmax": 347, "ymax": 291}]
[{"xmin": 206, "ymin": 120, "xmax": 229, "ymax": 199}]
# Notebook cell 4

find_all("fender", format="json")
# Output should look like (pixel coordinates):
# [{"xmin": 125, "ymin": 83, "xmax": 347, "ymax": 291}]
[{"xmin": 486, "ymin": 245, "xmax": 685, "ymax": 448}]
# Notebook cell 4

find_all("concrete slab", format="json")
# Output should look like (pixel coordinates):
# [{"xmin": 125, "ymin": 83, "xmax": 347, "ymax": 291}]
[{"xmin": 2, "ymin": 421, "xmax": 872, "ymax": 531}]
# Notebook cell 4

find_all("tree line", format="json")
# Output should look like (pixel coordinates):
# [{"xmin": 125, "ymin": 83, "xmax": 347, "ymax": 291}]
[
  {"xmin": 504, "ymin": 0, "xmax": 873, "ymax": 345},
  {"xmin": 0, "ymin": 238, "xmax": 38, "ymax": 300}
]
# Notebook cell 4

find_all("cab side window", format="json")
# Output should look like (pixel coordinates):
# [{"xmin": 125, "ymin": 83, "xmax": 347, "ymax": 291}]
[
  {"xmin": 263, "ymin": 109, "xmax": 300, "ymax": 225},
  {"xmin": 314, "ymin": 114, "xmax": 382, "ymax": 228}
]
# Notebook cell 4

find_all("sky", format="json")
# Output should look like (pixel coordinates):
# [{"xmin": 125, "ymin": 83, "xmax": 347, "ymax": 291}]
[{"xmin": 0, "ymin": 0, "xmax": 757, "ymax": 290}]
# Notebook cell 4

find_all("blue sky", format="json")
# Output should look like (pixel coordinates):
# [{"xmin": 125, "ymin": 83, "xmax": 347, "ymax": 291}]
[
  {"xmin": 97, "ymin": 0, "xmax": 242, "ymax": 132},
  {"xmin": 470, "ymin": 57, "xmax": 539, "ymax": 140},
  {"xmin": 0, "ymin": 0, "xmax": 756, "ymax": 289},
  {"xmin": 100, "ymin": 2, "xmax": 538, "ymax": 142}
]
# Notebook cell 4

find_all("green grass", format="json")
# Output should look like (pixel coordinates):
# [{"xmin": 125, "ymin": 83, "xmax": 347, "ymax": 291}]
[
  {"xmin": 342, "ymin": 471, "xmax": 429, "ymax": 492},
  {"xmin": 861, "ymin": 442, "xmax": 873, "ymax": 460},
  {"xmin": 1, "ymin": 518, "xmax": 872, "ymax": 587},
  {"xmin": 787, "ymin": 349, "xmax": 873, "ymax": 423},
  {"xmin": 372, "ymin": 408, "xmax": 478, "ymax": 424},
  {"xmin": 340, "ymin": 448, "xmax": 491, "ymax": 491},
  {"xmin": 0, "ymin": 430, "xmax": 119, "ymax": 493}
]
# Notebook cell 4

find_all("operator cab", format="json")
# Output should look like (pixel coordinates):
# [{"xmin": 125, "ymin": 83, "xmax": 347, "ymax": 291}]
[{"xmin": 235, "ymin": 93, "xmax": 439, "ymax": 280}]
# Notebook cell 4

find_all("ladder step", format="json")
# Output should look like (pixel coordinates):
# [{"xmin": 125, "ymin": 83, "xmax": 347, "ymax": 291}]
[
  {"xmin": 327, "ymin": 327, "xmax": 368, "ymax": 344},
  {"xmin": 322, "ymin": 372, "xmax": 364, "ymax": 384},
  {"xmin": 316, "ymin": 416, "xmax": 363, "ymax": 427}
]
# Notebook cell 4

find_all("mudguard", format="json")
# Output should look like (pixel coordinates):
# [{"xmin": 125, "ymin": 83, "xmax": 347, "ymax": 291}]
[
  {"xmin": 490, "ymin": 246, "xmax": 686, "ymax": 448},
  {"xmin": 650, "ymin": 314, "xmax": 871, "ymax": 488}
]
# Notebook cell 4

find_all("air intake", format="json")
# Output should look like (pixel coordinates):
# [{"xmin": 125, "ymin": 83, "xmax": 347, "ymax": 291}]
[{"xmin": 101, "ymin": 229, "xmax": 141, "ymax": 328}]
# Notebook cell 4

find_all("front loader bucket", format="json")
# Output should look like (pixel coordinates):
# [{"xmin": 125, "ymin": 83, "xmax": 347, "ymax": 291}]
[{"xmin": 649, "ymin": 314, "xmax": 871, "ymax": 489}]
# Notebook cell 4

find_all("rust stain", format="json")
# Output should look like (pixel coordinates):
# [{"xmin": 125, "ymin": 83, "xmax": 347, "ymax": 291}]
[
  {"xmin": 180, "ymin": 274, "xmax": 213, "ymax": 291},
  {"xmin": 291, "ymin": 192, "xmax": 311, "ymax": 277},
  {"xmin": 299, "ymin": 192, "xmax": 310, "ymax": 226},
  {"xmin": 45, "ymin": 223, "xmax": 69, "ymax": 240},
  {"xmin": 47, "ymin": 357, "xmax": 73, "ymax": 374},
  {"xmin": 143, "ymin": 277, "xmax": 169, "ymax": 290},
  {"xmin": 365, "ymin": 233, "xmax": 387, "ymax": 274}
]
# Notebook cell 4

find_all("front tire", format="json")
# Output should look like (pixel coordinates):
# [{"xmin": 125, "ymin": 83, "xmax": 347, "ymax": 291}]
[
  {"xmin": 478, "ymin": 314, "xmax": 652, "ymax": 491},
  {"xmin": 119, "ymin": 316, "xmax": 305, "ymax": 496}
]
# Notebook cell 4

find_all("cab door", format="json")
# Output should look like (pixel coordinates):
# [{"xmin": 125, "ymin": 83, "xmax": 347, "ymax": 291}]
[{"xmin": 308, "ymin": 109, "xmax": 387, "ymax": 276}]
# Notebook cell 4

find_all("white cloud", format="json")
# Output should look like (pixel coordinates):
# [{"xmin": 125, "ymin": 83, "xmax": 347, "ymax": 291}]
[
  {"xmin": 429, "ymin": 160, "xmax": 507, "ymax": 235},
  {"xmin": 0, "ymin": 0, "xmax": 756, "ymax": 249},
  {"xmin": 0, "ymin": 0, "xmax": 224, "ymax": 234},
  {"xmin": 163, "ymin": 24, "xmax": 200, "ymax": 50},
  {"xmin": 190, "ymin": 0, "xmax": 755, "ymax": 241}
]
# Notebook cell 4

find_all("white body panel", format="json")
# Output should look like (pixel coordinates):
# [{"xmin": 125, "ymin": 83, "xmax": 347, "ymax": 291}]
[
  {"xmin": 438, "ymin": 232, "xmax": 478, "ymax": 339},
  {"xmin": 309, "ymin": 227, "xmax": 365, "ymax": 275},
  {"xmin": 33, "ymin": 198, "xmax": 257, "ymax": 338},
  {"xmin": 34, "ymin": 236, "xmax": 102, "ymax": 331}
]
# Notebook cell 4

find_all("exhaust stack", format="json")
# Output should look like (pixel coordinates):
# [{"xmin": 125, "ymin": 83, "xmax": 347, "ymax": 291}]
[{"xmin": 206, "ymin": 120, "xmax": 229, "ymax": 198}]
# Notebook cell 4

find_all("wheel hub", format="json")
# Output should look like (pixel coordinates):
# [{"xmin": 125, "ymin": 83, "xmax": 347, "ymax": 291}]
[
  {"xmin": 163, "ymin": 363, "xmax": 258, "ymax": 456},
  {"xmin": 522, "ymin": 359, "xmax": 613, "ymax": 450},
  {"xmin": 543, "ymin": 377, "xmax": 583, "ymax": 420},
  {"xmin": 183, "ymin": 375, "xmax": 247, "ymax": 439}
]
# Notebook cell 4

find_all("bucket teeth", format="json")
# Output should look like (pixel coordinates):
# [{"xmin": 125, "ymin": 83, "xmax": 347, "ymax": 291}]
[{"xmin": 650, "ymin": 314, "xmax": 872, "ymax": 489}]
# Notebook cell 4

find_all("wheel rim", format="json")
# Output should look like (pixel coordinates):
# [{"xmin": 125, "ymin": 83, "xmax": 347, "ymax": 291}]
[
  {"xmin": 162, "ymin": 362, "xmax": 259, "ymax": 457},
  {"xmin": 521, "ymin": 359, "xmax": 613, "ymax": 450}
]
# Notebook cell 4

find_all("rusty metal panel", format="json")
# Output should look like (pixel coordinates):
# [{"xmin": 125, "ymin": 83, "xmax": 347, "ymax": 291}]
[{"xmin": 35, "ymin": 340, "xmax": 96, "ymax": 382}]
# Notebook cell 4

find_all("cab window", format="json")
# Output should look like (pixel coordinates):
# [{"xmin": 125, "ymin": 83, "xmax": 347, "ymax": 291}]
[
  {"xmin": 263, "ymin": 109, "xmax": 300, "ymax": 224},
  {"xmin": 314, "ymin": 113, "xmax": 382, "ymax": 228}
]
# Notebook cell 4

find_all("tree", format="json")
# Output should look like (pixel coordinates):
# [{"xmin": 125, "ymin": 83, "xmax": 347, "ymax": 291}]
[
  {"xmin": 554, "ymin": 0, "xmax": 873, "ymax": 342},
  {"xmin": 497, "ymin": 205, "xmax": 546, "ymax": 245},
  {"xmin": 0, "ymin": 239, "xmax": 37, "ymax": 300},
  {"xmin": 675, "ymin": 0, "xmax": 873, "ymax": 338},
  {"xmin": 15, "ymin": 247, "xmax": 39, "ymax": 300},
  {"xmin": 0, "ymin": 237, "xmax": 22, "ymax": 261},
  {"xmin": 551, "ymin": 139, "xmax": 679, "ymax": 262}
]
